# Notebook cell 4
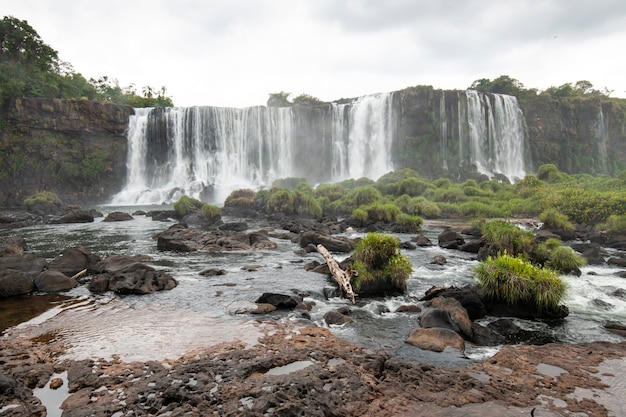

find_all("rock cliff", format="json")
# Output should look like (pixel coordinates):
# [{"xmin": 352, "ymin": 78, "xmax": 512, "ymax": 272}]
[{"xmin": 0, "ymin": 98, "xmax": 132, "ymax": 207}]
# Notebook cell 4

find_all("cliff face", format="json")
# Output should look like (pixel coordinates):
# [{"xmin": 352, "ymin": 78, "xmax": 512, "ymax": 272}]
[{"xmin": 0, "ymin": 98, "xmax": 132, "ymax": 207}]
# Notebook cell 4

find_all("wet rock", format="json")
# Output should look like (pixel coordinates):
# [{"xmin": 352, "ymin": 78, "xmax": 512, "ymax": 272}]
[
  {"xmin": 89, "ymin": 255, "xmax": 177, "ymax": 295},
  {"xmin": 459, "ymin": 240, "xmax": 481, "ymax": 253},
  {"xmin": 218, "ymin": 221, "xmax": 248, "ymax": 232},
  {"xmin": 0, "ymin": 269, "xmax": 35, "ymax": 298},
  {"xmin": 470, "ymin": 322, "xmax": 506, "ymax": 346},
  {"xmin": 132, "ymin": 210, "xmax": 146, "ymax": 216},
  {"xmin": 419, "ymin": 309, "xmax": 460, "ymax": 334},
  {"xmin": 155, "ymin": 225, "xmax": 277, "ymax": 252},
  {"xmin": 0, "ymin": 236, "xmax": 27, "ymax": 255},
  {"xmin": 412, "ymin": 234, "xmax": 433, "ymax": 246},
  {"xmin": 406, "ymin": 327, "xmax": 465, "ymax": 353},
  {"xmin": 324, "ymin": 310, "xmax": 353, "ymax": 325},
  {"xmin": 430, "ymin": 255, "xmax": 447, "ymax": 265},
  {"xmin": 571, "ymin": 242, "xmax": 608, "ymax": 265},
  {"xmin": 0, "ymin": 253, "xmax": 47, "ymax": 274},
  {"xmin": 437, "ymin": 229, "xmax": 465, "ymax": 249},
  {"xmin": 255, "ymin": 293, "xmax": 302, "ymax": 309},
  {"xmin": 396, "ymin": 304, "xmax": 422, "ymax": 313},
  {"xmin": 248, "ymin": 303, "xmax": 278, "ymax": 314},
  {"xmin": 604, "ymin": 321, "xmax": 626, "ymax": 337},
  {"xmin": 540, "ymin": 226, "xmax": 576, "ymax": 241},
  {"xmin": 608, "ymin": 256, "xmax": 626, "ymax": 267},
  {"xmin": 48, "ymin": 246, "xmax": 102, "ymax": 276},
  {"xmin": 430, "ymin": 297, "xmax": 472, "ymax": 338},
  {"xmin": 400, "ymin": 240, "xmax": 417, "ymax": 250},
  {"xmin": 199, "ymin": 268, "xmax": 227, "ymax": 276},
  {"xmin": 242, "ymin": 264, "xmax": 262, "ymax": 272},
  {"xmin": 34, "ymin": 270, "xmax": 78, "ymax": 292},
  {"xmin": 421, "ymin": 285, "xmax": 487, "ymax": 320},
  {"xmin": 616, "ymin": 270, "xmax": 626, "ymax": 278},
  {"xmin": 591, "ymin": 298, "xmax": 614, "ymax": 310},
  {"xmin": 50, "ymin": 206, "xmax": 94, "ymax": 224},
  {"xmin": 299, "ymin": 231, "xmax": 356, "ymax": 253},
  {"xmin": 103, "ymin": 211, "xmax": 133, "ymax": 222},
  {"xmin": 610, "ymin": 288, "xmax": 626, "ymax": 299},
  {"xmin": 49, "ymin": 378, "xmax": 63, "ymax": 389},
  {"xmin": 0, "ymin": 212, "xmax": 40, "ymax": 229}
]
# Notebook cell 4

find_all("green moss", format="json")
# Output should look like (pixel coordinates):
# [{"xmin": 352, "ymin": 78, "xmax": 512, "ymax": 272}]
[{"xmin": 173, "ymin": 195, "xmax": 203, "ymax": 217}]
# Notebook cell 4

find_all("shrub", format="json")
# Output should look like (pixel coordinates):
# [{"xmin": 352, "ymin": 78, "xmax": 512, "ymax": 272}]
[
  {"xmin": 406, "ymin": 197, "xmax": 441, "ymax": 218},
  {"xmin": 481, "ymin": 219, "xmax": 536, "ymax": 257},
  {"xmin": 201, "ymin": 204, "xmax": 221, "ymax": 222},
  {"xmin": 24, "ymin": 190, "xmax": 60, "ymax": 206},
  {"xmin": 173, "ymin": 195, "xmax": 203, "ymax": 217},
  {"xmin": 537, "ymin": 164, "xmax": 559, "ymax": 182},
  {"xmin": 347, "ymin": 186, "xmax": 383, "ymax": 207},
  {"xmin": 395, "ymin": 213, "xmax": 423, "ymax": 232},
  {"xmin": 365, "ymin": 203, "xmax": 401, "ymax": 223},
  {"xmin": 314, "ymin": 183, "xmax": 345, "ymax": 201},
  {"xmin": 433, "ymin": 177, "xmax": 451, "ymax": 188},
  {"xmin": 351, "ymin": 233, "xmax": 412, "ymax": 292},
  {"xmin": 596, "ymin": 214, "xmax": 626, "ymax": 236},
  {"xmin": 458, "ymin": 201, "xmax": 505, "ymax": 218},
  {"xmin": 293, "ymin": 191, "xmax": 322, "ymax": 218},
  {"xmin": 546, "ymin": 246, "xmax": 587, "ymax": 274},
  {"xmin": 475, "ymin": 254, "xmax": 566, "ymax": 311},
  {"xmin": 499, "ymin": 197, "xmax": 542, "ymax": 216},
  {"xmin": 515, "ymin": 174, "xmax": 544, "ymax": 198},
  {"xmin": 396, "ymin": 177, "xmax": 433, "ymax": 197},
  {"xmin": 266, "ymin": 189, "xmax": 294, "ymax": 214},
  {"xmin": 352, "ymin": 208, "xmax": 368, "ymax": 225},
  {"xmin": 545, "ymin": 187, "xmax": 625, "ymax": 224},
  {"xmin": 539, "ymin": 208, "xmax": 574, "ymax": 231},
  {"xmin": 224, "ymin": 189, "xmax": 256, "ymax": 207},
  {"xmin": 272, "ymin": 177, "xmax": 306, "ymax": 190}
]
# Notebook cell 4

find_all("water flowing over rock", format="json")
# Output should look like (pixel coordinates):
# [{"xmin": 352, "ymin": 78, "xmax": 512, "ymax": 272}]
[{"xmin": 112, "ymin": 89, "xmax": 529, "ymax": 205}]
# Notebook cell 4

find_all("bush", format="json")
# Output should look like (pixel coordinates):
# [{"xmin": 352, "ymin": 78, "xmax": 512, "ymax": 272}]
[
  {"xmin": 352, "ymin": 208, "xmax": 368, "ymax": 225},
  {"xmin": 224, "ymin": 189, "xmax": 256, "ymax": 207},
  {"xmin": 347, "ymin": 186, "xmax": 383, "ymax": 207},
  {"xmin": 546, "ymin": 246, "xmax": 587, "ymax": 274},
  {"xmin": 173, "ymin": 195, "xmax": 203, "ymax": 217},
  {"xmin": 24, "ymin": 190, "xmax": 61, "ymax": 206},
  {"xmin": 458, "ymin": 201, "xmax": 505, "ymax": 218},
  {"xmin": 314, "ymin": 183, "xmax": 345, "ymax": 201},
  {"xmin": 365, "ymin": 203, "xmax": 401, "ymax": 223},
  {"xmin": 272, "ymin": 177, "xmax": 306, "ymax": 190},
  {"xmin": 293, "ymin": 191, "xmax": 322, "ymax": 218},
  {"xmin": 515, "ymin": 174, "xmax": 544, "ymax": 198},
  {"xmin": 395, "ymin": 213, "xmax": 423, "ymax": 232},
  {"xmin": 351, "ymin": 233, "xmax": 412, "ymax": 292},
  {"xmin": 405, "ymin": 197, "xmax": 441, "ymax": 218},
  {"xmin": 481, "ymin": 220, "xmax": 536, "ymax": 257},
  {"xmin": 539, "ymin": 208, "xmax": 574, "ymax": 231},
  {"xmin": 475, "ymin": 254, "xmax": 566, "ymax": 311},
  {"xmin": 396, "ymin": 177, "xmax": 433, "ymax": 197},
  {"xmin": 266, "ymin": 189, "xmax": 294, "ymax": 214},
  {"xmin": 201, "ymin": 204, "xmax": 221, "ymax": 222},
  {"xmin": 596, "ymin": 214, "xmax": 626, "ymax": 236},
  {"xmin": 537, "ymin": 164, "xmax": 559, "ymax": 182}
]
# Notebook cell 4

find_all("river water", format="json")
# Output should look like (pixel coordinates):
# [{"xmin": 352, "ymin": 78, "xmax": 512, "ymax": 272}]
[{"xmin": 1, "ymin": 207, "xmax": 625, "ymax": 366}]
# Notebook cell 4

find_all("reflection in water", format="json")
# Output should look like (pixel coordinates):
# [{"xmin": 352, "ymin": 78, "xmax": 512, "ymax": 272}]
[{"xmin": 0, "ymin": 294, "xmax": 73, "ymax": 334}]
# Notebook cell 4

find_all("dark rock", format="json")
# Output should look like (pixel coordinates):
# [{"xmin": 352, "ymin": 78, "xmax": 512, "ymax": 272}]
[
  {"xmin": 103, "ymin": 211, "xmax": 134, "ymax": 222},
  {"xmin": 608, "ymin": 257, "xmax": 626, "ymax": 267},
  {"xmin": 470, "ymin": 323, "xmax": 506, "ymax": 346},
  {"xmin": 406, "ymin": 327, "xmax": 465, "ymax": 353},
  {"xmin": 535, "ymin": 229, "xmax": 563, "ymax": 242},
  {"xmin": 87, "ymin": 274, "xmax": 110, "ymax": 292},
  {"xmin": 616, "ymin": 270, "xmax": 626, "ymax": 278},
  {"xmin": 610, "ymin": 288, "xmax": 626, "ymax": 299},
  {"xmin": 574, "ymin": 242, "xmax": 608, "ymax": 265},
  {"xmin": 255, "ymin": 293, "xmax": 302, "ymax": 310},
  {"xmin": 248, "ymin": 303, "xmax": 278, "ymax": 314},
  {"xmin": 34, "ymin": 270, "xmax": 78, "ymax": 292},
  {"xmin": 199, "ymin": 268, "xmax": 227, "ymax": 276},
  {"xmin": 132, "ymin": 210, "xmax": 147, "ymax": 216},
  {"xmin": 299, "ymin": 231, "xmax": 355, "ymax": 253},
  {"xmin": 0, "ymin": 253, "xmax": 47, "ymax": 274},
  {"xmin": 149, "ymin": 210, "xmax": 176, "ymax": 222},
  {"xmin": 242, "ymin": 264, "xmax": 261, "ymax": 272},
  {"xmin": 0, "ymin": 269, "xmax": 35, "ymax": 298},
  {"xmin": 90, "ymin": 255, "xmax": 177, "ymax": 295},
  {"xmin": 540, "ymin": 226, "xmax": 576, "ymax": 241},
  {"xmin": 95, "ymin": 254, "xmax": 153, "ymax": 273},
  {"xmin": 591, "ymin": 298, "xmax": 614, "ymax": 310},
  {"xmin": 421, "ymin": 285, "xmax": 487, "ymax": 320},
  {"xmin": 412, "ymin": 234, "xmax": 433, "ymax": 247},
  {"xmin": 486, "ymin": 301, "xmax": 569, "ymax": 320},
  {"xmin": 430, "ymin": 297, "xmax": 472, "ymax": 338},
  {"xmin": 50, "ymin": 206, "xmax": 94, "ymax": 224},
  {"xmin": 459, "ymin": 240, "xmax": 481, "ymax": 253},
  {"xmin": 303, "ymin": 261, "xmax": 321, "ymax": 271},
  {"xmin": 437, "ymin": 229, "xmax": 465, "ymax": 249},
  {"xmin": 324, "ymin": 310, "xmax": 353, "ymax": 325},
  {"xmin": 218, "ymin": 222, "xmax": 248, "ymax": 232},
  {"xmin": 400, "ymin": 241, "xmax": 417, "ymax": 250},
  {"xmin": 419, "ymin": 309, "xmax": 460, "ymax": 334},
  {"xmin": 26, "ymin": 201, "xmax": 64, "ymax": 216},
  {"xmin": 605, "ymin": 235, "xmax": 626, "ymax": 250},
  {"xmin": 395, "ymin": 304, "xmax": 422, "ymax": 313},
  {"xmin": 604, "ymin": 321, "xmax": 626, "ymax": 337},
  {"xmin": 89, "ymin": 209, "xmax": 104, "ymax": 218},
  {"xmin": 323, "ymin": 286, "xmax": 340, "ymax": 299},
  {"xmin": 0, "ymin": 212, "xmax": 39, "ymax": 229},
  {"xmin": 48, "ymin": 246, "xmax": 101, "ymax": 276},
  {"xmin": 430, "ymin": 255, "xmax": 447, "ymax": 265}
]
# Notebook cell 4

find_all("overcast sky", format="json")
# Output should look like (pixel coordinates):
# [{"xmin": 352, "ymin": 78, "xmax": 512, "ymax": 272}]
[{"xmin": 4, "ymin": 0, "xmax": 626, "ymax": 107}]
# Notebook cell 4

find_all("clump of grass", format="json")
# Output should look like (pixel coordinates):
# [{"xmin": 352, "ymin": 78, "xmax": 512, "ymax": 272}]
[
  {"xmin": 540, "ymin": 208, "xmax": 574, "ymax": 231},
  {"xmin": 173, "ymin": 195, "xmax": 203, "ymax": 217},
  {"xmin": 24, "ymin": 191, "xmax": 61, "ymax": 206},
  {"xmin": 475, "ymin": 254, "xmax": 566, "ymax": 311},
  {"xmin": 224, "ymin": 189, "xmax": 256, "ymax": 207},
  {"xmin": 351, "ymin": 233, "xmax": 412, "ymax": 292},
  {"xmin": 596, "ymin": 214, "xmax": 626, "ymax": 236},
  {"xmin": 201, "ymin": 204, "xmax": 221, "ymax": 222},
  {"xmin": 395, "ymin": 213, "xmax": 423, "ymax": 232},
  {"xmin": 546, "ymin": 246, "xmax": 587, "ymax": 275},
  {"xmin": 480, "ymin": 219, "xmax": 536, "ymax": 257}
]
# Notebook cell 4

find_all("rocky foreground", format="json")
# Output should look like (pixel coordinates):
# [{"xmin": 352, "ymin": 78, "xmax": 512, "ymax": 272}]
[{"xmin": 1, "ymin": 320, "xmax": 625, "ymax": 417}]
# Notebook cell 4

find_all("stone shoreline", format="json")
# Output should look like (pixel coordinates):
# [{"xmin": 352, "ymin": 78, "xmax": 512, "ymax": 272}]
[{"xmin": 1, "ymin": 320, "xmax": 625, "ymax": 416}]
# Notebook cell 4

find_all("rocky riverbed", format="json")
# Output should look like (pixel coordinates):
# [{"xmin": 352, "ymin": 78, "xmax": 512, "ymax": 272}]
[{"xmin": 1, "ymin": 319, "xmax": 625, "ymax": 416}]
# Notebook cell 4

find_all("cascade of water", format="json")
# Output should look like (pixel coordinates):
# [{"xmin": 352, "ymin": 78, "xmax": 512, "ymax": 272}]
[
  {"xmin": 112, "ymin": 93, "xmax": 396, "ymax": 205},
  {"xmin": 462, "ymin": 90, "xmax": 528, "ymax": 181},
  {"xmin": 596, "ymin": 107, "xmax": 608, "ymax": 173}
]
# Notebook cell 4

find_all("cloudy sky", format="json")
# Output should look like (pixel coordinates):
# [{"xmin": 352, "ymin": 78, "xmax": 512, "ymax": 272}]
[{"xmin": 4, "ymin": 0, "xmax": 626, "ymax": 107}]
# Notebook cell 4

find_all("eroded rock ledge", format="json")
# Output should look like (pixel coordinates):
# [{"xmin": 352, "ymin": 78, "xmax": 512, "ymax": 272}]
[{"xmin": 1, "ymin": 322, "xmax": 624, "ymax": 416}]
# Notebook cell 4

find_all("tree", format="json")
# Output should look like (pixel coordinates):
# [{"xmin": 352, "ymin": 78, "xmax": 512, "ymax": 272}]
[
  {"xmin": 0, "ymin": 16, "xmax": 59, "ymax": 71},
  {"xmin": 470, "ymin": 75, "xmax": 525, "ymax": 97},
  {"xmin": 267, "ymin": 91, "xmax": 292, "ymax": 107}
]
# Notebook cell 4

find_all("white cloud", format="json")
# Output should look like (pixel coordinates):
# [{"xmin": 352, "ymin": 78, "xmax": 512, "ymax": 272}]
[{"xmin": 4, "ymin": 0, "xmax": 626, "ymax": 107}]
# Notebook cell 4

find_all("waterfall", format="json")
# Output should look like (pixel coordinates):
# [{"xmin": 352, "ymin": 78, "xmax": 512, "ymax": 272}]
[
  {"xmin": 113, "ymin": 93, "xmax": 396, "ymax": 205},
  {"xmin": 595, "ymin": 107, "xmax": 608, "ymax": 174},
  {"xmin": 460, "ymin": 90, "xmax": 528, "ymax": 181}
]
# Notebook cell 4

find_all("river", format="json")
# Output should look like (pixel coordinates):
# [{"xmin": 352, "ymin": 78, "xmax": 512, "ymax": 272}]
[{"xmin": 1, "ymin": 207, "xmax": 624, "ymax": 367}]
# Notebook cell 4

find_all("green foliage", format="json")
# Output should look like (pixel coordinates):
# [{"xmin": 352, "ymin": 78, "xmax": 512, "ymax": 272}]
[
  {"xmin": 314, "ymin": 183, "xmax": 345, "ymax": 201},
  {"xmin": 351, "ymin": 233, "xmax": 412, "ymax": 291},
  {"xmin": 292, "ymin": 93, "xmax": 324, "ymax": 106},
  {"xmin": 266, "ymin": 188, "xmax": 294, "ymax": 214},
  {"xmin": 352, "ymin": 208, "xmax": 368, "ymax": 225},
  {"xmin": 514, "ymin": 175, "xmax": 544, "ymax": 198},
  {"xmin": 267, "ymin": 91, "xmax": 292, "ymax": 107},
  {"xmin": 201, "ymin": 204, "xmax": 221, "ymax": 221},
  {"xmin": 481, "ymin": 220, "xmax": 536, "ymax": 257},
  {"xmin": 475, "ymin": 254, "xmax": 566, "ymax": 311},
  {"xmin": 469, "ymin": 75, "xmax": 526, "ymax": 97},
  {"xmin": 396, "ymin": 177, "xmax": 433, "ymax": 197},
  {"xmin": 293, "ymin": 190, "xmax": 322, "ymax": 218},
  {"xmin": 173, "ymin": 195, "xmax": 203, "ymax": 217},
  {"xmin": 395, "ymin": 213, "xmax": 423, "ymax": 232},
  {"xmin": 544, "ymin": 187, "xmax": 626, "ymax": 224},
  {"xmin": 539, "ymin": 208, "xmax": 574, "ymax": 231},
  {"xmin": 596, "ymin": 214, "xmax": 626, "ymax": 236},
  {"xmin": 24, "ymin": 190, "xmax": 60, "ymax": 206},
  {"xmin": 546, "ymin": 246, "xmax": 586, "ymax": 274},
  {"xmin": 404, "ymin": 196, "xmax": 441, "ymax": 218},
  {"xmin": 272, "ymin": 177, "xmax": 307, "ymax": 190},
  {"xmin": 458, "ymin": 201, "xmax": 505, "ymax": 219},
  {"xmin": 364, "ymin": 203, "xmax": 401, "ymax": 223},
  {"xmin": 537, "ymin": 164, "xmax": 560, "ymax": 182},
  {"xmin": 224, "ymin": 188, "xmax": 257, "ymax": 207},
  {"xmin": 346, "ymin": 186, "xmax": 383, "ymax": 207}
]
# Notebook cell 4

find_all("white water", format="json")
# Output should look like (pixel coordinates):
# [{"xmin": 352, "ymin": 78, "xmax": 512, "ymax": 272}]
[
  {"xmin": 113, "ymin": 93, "xmax": 396, "ymax": 205},
  {"xmin": 463, "ymin": 90, "xmax": 528, "ymax": 181}
]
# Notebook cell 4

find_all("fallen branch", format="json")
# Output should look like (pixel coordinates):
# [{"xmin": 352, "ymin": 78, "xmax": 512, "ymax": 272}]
[
  {"xmin": 316, "ymin": 244, "xmax": 356, "ymax": 303},
  {"xmin": 71, "ymin": 268, "xmax": 88, "ymax": 280}
]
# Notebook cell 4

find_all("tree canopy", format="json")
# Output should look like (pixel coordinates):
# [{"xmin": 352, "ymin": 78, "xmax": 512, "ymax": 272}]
[{"xmin": 0, "ymin": 16, "xmax": 173, "ymax": 107}]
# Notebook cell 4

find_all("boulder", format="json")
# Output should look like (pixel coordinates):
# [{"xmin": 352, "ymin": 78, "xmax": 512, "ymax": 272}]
[
  {"xmin": 0, "ymin": 269, "xmax": 35, "ymax": 298},
  {"xmin": 34, "ymin": 270, "xmax": 78, "ymax": 292},
  {"xmin": 50, "ymin": 206, "xmax": 94, "ymax": 224},
  {"xmin": 218, "ymin": 222, "xmax": 248, "ymax": 232},
  {"xmin": 421, "ymin": 285, "xmax": 487, "ymax": 320},
  {"xmin": 248, "ymin": 303, "xmax": 278, "ymax": 314},
  {"xmin": 48, "ymin": 246, "xmax": 102, "ymax": 276},
  {"xmin": 412, "ymin": 234, "xmax": 433, "ymax": 247},
  {"xmin": 459, "ymin": 240, "xmax": 481, "ymax": 254},
  {"xmin": 0, "ymin": 253, "xmax": 47, "ymax": 274},
  {"xmin": 89, "ymin": 254, "xmax": 177, "ymax": 295},
  {"xmin": 406, "ymin": 327, "xmax": 465, "ymax": 353},
  {"xmin": 571, "ymin": 242, "xmax": 608, "ymax": 265},
  {"xmin": 324, "ymin": 311, "xmax": 353, "ymax": 325},
  {"xmin": 430, "ymin": 255, "xmax": 447, "ymax": 265},
  {"xmin": 103, "ymin": 211, "xmax": 134, "ymax": 222},
  {"xmin": 430, "ymin": 297, "xmax": 473, "ymax": 338},
  {"xmin": 395, "ymin": 304, "xmax": 422, "ymax": 313},
  {"xmin": 437, "ymin": 229, "xmax": 465, "ymax": 250},
  {"xmin": 419, "ymin": 309, "xmax": 460, "ymax": 334},
  {"xmin": 470, "ymin": 322, "xmax": 506, "ymax": 346},
  {"xmin": 199, "ymin": 268, "xmax": 227, "ymax": 276},
  {"xmin": 95, "ymin": 254, "xmax": 153, "ymax": 273},
  {"xmin": 299, "ymin": 231, "xmax": 355, "ymax": 253},
  {"xmin": 608, "ymin": 257, "xmax": 626, "ymax": 267},
  {"xmin": 255, "ymin": 293, "xmax": 302, "ymax": 310}
]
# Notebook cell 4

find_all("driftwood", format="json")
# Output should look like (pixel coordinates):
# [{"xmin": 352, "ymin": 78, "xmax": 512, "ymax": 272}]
[{"xmin": 316, "ymin": 244, "xmax": 356, "ymax": 303}]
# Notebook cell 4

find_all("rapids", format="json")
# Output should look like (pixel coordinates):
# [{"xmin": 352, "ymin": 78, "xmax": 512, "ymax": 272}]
[{"xmin": 1, "ymin": 208, "xmax": 624, "ymax": 367}]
